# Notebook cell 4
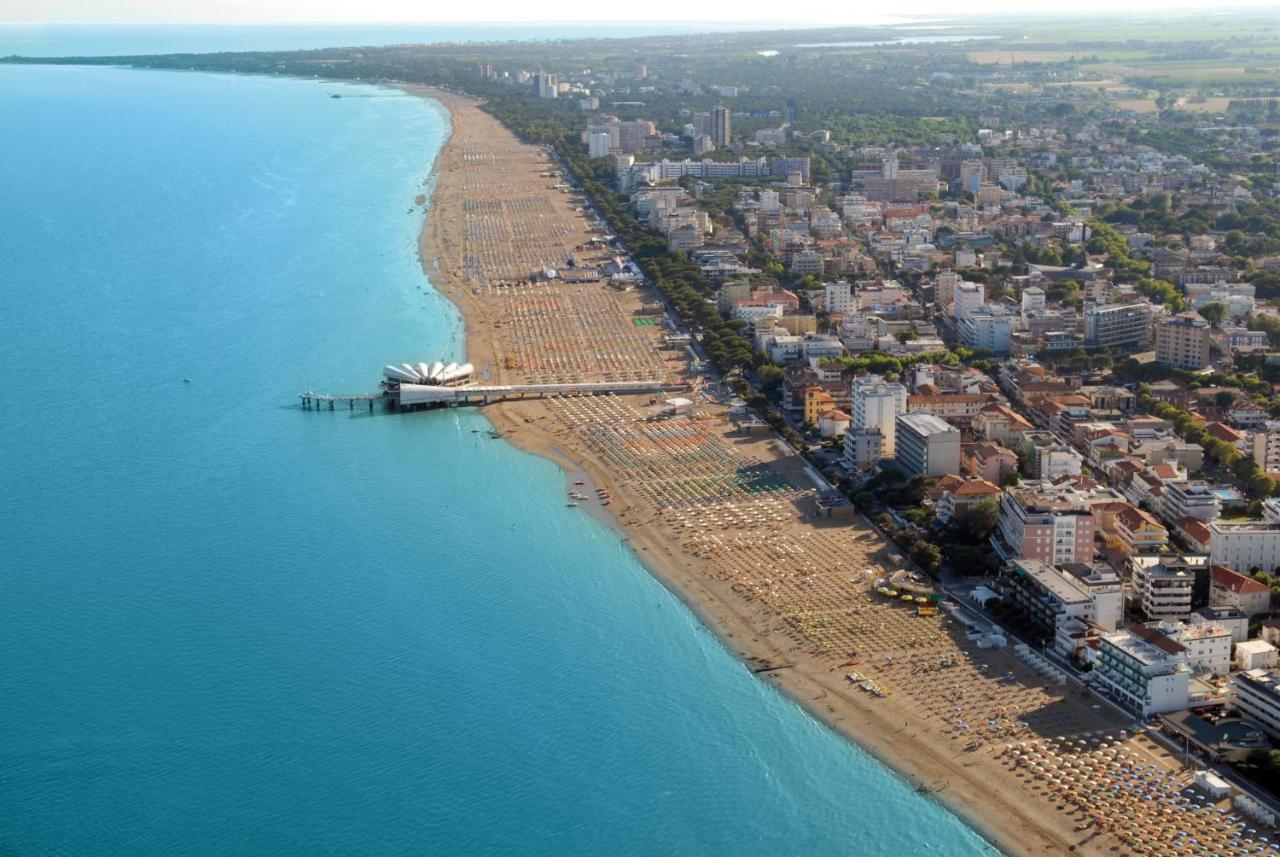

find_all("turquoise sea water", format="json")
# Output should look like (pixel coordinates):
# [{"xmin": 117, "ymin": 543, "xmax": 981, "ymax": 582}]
[{"xmin": 0, "ymin": 65, "xmax": 999, "ymax": 856}]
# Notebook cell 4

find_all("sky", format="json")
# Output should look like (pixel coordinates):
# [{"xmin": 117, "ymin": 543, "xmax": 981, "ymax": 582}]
[{"xmin": 5, "ymin": 0, "xmax": 1279, "ymax": 24}]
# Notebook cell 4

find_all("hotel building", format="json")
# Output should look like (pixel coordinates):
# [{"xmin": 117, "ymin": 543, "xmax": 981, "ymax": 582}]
[{"xmin": 1093, "ymin": 627, "xmax": 1190, "ymax": 717}]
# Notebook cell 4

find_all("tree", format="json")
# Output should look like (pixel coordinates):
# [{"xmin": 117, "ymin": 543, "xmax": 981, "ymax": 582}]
[
  {"xmin": 1199, "ymin": 302, "xmax": 1226, "ymax": 328},
  {"xmin": 961, "ymin": 497, "xmax": 1001, "ymax": 544},
  {"xmin": 756, "ymin": 365, "xmax": 785, "ymax": 396},
  {"xmin": 910, "ymin": 540, "xmax": 943, "ymax": 575}
]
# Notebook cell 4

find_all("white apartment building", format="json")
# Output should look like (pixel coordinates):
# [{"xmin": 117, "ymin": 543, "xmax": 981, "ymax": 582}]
[
  {"xmin": 851, "ymin": 375, "xmax": 908, "ymax": 459},
  {"xmin": 1020, "ymin": 285, "xmax": 1046, "ymax": 323},
  {"xmin": 1130, "ymin": 554, "xmax": 1207, "ymax": 620},
  {"xmin": 823, "ymin": 281, "xmax": 857, "ymax": 316},
  {"xmin": 1254, "ymin": 422, "xmax": 1280, "ymax": 473},
  {"xmin": 960, "ymin": 308, "xmax": 1015, "ymax": 354},
  {"xmin": 952, "ymin": 281, "xmax": 985, "ymax": 322},
  {"xmin": 1209, "ymin": 520, "xmax": 1280, "ymax": 574},
  {"xmin": 842, "ymin": 427, "xmax": 884, "ymax": 470},
  {"xmin": 1093, "ymin": 627, "xmax": 1190, "ymax": 717},
  {"xmin": 1154, "ymin": 621, "xmax": 1233, "ymax": 676},
  {"xmin": 840, "ymin": 315, "xmax": 876, "ymax": 352},
  {"xmin": 895, "ymin": 412, "xmax": 961, "ymax": 477},
  {"xmin": 1161, "ymin": 481, "xmax": 1221, "ymax": 524},
  {"xmin": 1083, "ymin": 301, "xmax": 1154, "ymax": 350},
  {"xmin": 1232, "ymin": 669, "xmax": 1280, "ymax": 740}
]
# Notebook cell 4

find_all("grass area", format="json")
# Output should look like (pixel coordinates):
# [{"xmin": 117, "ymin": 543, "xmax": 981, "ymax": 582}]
[
  {"xmin": 1092, "ymin": 60, "xmax": 1275, "ymax": 84},
  {"xmin": 1175, "ymin": 95, "xmax": 1235, "ymax": 112},
  {"xmin": 1114, "ymin": 97, "xmax": 1158, "ymax": 114}
]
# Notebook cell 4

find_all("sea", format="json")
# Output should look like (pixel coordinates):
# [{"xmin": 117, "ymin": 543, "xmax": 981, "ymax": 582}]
[{"xmin": 0, "ymin": 59, "xmax": 999, "ymax": 856}]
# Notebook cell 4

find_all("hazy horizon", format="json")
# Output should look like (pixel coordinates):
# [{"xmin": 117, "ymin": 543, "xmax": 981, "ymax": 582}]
[{"xmin": 7, "ymin": 1, "xmax": 1280, "ymax": 26}]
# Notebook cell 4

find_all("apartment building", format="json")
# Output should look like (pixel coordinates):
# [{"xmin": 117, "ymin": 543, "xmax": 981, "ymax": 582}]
[
  {"xmin": 1155, "ymin": 312, "xmax": 1211, "ymax": 370},
  {"xmin": 994, "ymin": 483, "xmax": 1098, "ymax": 565},
  {"xmin": 895, "ymin": 412, "xmax": 961, "ymax": 477},
  {"xmin": 1208, "ymin": 520, "xmax": 1280, "ymax": 575},
  {"xmin": 1093, "ymin": 627, "xmax": 1190, "ymax": 717},
  {"xmin": 1161, "ymin": 481, "xmax": 1221, "ymax": 524},
  {"xmin": 1254, "ymin": 422, "xmax": 1280, "ymax": 473},
  {"xmin": 1210, "ymin": 564, "xmax": 1272, "ymax": 617},
  {"xmin": 1083, "ymin": 301, "xmax": 1154, "ymax": 351},
  {"xmin": 1000, "ymin": 558, "xmax": 1123, "ymax": 642},
  {"xmin": 1130, "ymin": 554, "xmax": 1209, "ymax": 619},
  {"xmin": 1232, "ymin": 669, "xmax": 1280, "ymax": 740},
  {"xmin": 850, "ymin": 375, "xmax": 908, "ymax": 458}
]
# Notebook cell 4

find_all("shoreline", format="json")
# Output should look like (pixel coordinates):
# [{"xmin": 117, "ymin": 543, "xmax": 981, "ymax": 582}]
[{"xmin": 402, "ymin": 83, "xmax": 1130, "ymax": 857}]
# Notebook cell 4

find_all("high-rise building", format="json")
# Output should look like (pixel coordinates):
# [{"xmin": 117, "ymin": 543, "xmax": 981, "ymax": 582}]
[
  {"xmin": 1020, "ymin": 285, "xmax": 1046, "ymax": 320},
  {"xmin": 936, "ymin": 270, "xmax": 960, "ymax": 309},
  {"xmin": 617, "ymin": 120, "xmax": 656, "ymax": 153},
  {"xmin": 585, "ymin": 118, "xmax": 655, "ymax": 154},
  {"xmin": 823, "ymin": 281, "xmax": 856, "ymax": 316},
  {"xmin": 1155, "ymin": 312, "xmax": 1211, "ymax": 370},
  {"xmin": 533, "ymin": 72, "xmax": 558, "ymax": 99},
  {"xmin": 994, "ymin": 483, "xmax": 1098, "ymax": 566},
  {"xmin": 959, "ymin": 307, "xmax": 1014, "ymax": 354},
  {"xmin": 1083, "ymin": 302, "xmax": 1153, "ymax": 350},
  {"xmin": 711, "ymin": 105, "xmax": 731, "ymax": 147},
  {"xmin": 952, "ymin": 280, "xmax": 985, "ymax": 321},
  {"xmin": 587, "ymin": 132, "xmax": 613, "ymax": 158},
  {"xmin": 895, "ymin": 413, "xmax": 961, "ymax": 477},
  {"xmin": 850, "ymin": 375, "xmax": 908, "ymax": 458}
]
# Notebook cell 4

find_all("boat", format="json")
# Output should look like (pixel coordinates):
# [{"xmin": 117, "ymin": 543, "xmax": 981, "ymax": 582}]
[
  {"xmin": 566, "ymin": 502, "xmax": 579, "ymax": 508},
  {"xmin": 574, "ymin": 480, "xmax": 585, "ymax": 485}
]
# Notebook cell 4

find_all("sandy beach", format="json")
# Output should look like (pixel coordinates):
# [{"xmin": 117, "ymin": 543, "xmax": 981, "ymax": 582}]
[{"xmin": 401, "ymin": 85, "xmax": 1214, "ymax": 857}]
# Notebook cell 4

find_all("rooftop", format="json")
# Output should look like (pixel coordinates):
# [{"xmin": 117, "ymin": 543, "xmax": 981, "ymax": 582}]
[
  {"xmin": 897, "ymin": 412, "xmax": 957, "ymax": 437},
  {"xmin": 1212, "ymin": 565, "xmax": 1269, "ymax": 595},
  {"xmin": 1013, "ymin": 559, "xmax": 1092, "ymax": 606},
  {"xmin": 1104, "ymin": 628, "xmax": 1185, "ymax": 667}
]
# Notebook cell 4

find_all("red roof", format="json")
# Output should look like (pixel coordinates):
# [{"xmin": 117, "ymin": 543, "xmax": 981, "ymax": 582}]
[
  {"xmin": 953, "ymin": 479, "xmax": 1002, "ymax": 498},
  {"xmin": 1177, "ymin": 517, "xmax": 1212, "ymax": 546},
  {"xmin": 1206, "ymin": 422, "xmax": 1245, "ymax": 443},
  {"xmin": 1212, "ymin": 564, "xmax": 1268, "ymax": 594},
  {"xmin": 1129, "ymin": 623, "xmax": 1187, "ymax": 656}
]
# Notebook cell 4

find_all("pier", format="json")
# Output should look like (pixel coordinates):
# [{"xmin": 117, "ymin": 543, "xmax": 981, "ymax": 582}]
[
  {"xmin": 299, "ymin": 392, "xmax": 388, "ymax": 411},
  {"xmin": 299, "ymin": 379, "xmax": 687, "ymax": 411}
]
